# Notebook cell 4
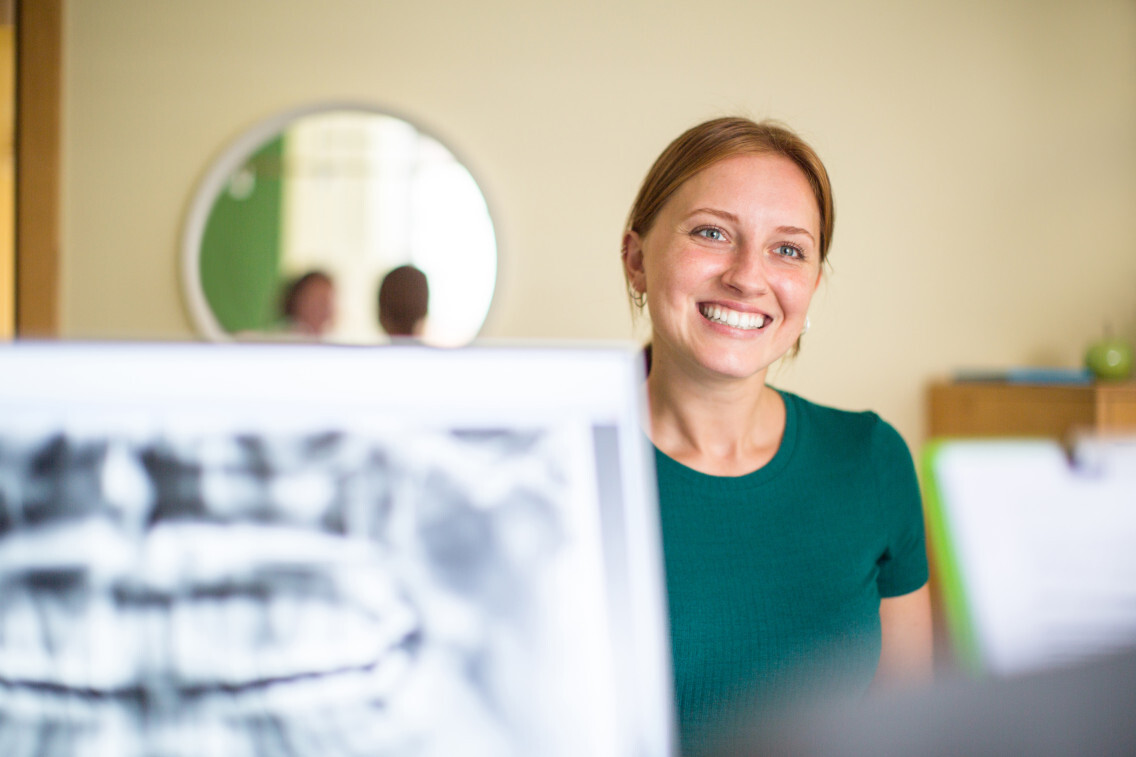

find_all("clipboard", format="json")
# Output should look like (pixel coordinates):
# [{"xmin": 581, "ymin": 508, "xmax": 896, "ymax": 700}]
[{"xmin": 922, "ymin": 436, "xmax": 1136, "ymax": 677}]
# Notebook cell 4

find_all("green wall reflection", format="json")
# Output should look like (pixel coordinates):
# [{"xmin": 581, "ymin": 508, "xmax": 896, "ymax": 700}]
[{"xmin": 200, "ymin": 135, "xmax": 285, "ymax": 333}]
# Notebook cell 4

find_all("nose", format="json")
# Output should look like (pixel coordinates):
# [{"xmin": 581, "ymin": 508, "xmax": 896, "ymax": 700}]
[{"xmin": 720, "ymin": 243, "xmax": 769, "ymax": 295}]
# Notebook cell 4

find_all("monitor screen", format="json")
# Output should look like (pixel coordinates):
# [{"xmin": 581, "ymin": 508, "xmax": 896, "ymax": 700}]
[{"xmin": 0, "ymin": 341, "xmax": 673, "ymax": 757}]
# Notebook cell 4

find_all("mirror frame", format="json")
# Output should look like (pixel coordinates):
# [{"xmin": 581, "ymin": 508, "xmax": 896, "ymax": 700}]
[{"xmin": 180, "ymin": 101, "xmax": 501, "ymax": 343}]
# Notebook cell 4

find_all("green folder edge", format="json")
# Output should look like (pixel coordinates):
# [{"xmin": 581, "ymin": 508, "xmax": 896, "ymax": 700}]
[{"xmin": 921, "ymin": 439, "xmax": 983, "ymax": 675}]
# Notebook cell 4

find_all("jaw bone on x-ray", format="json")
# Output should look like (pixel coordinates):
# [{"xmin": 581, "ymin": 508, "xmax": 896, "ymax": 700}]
[{"xmin": 0, "ymin": 344, "xmax": 671, "ymax": 757}]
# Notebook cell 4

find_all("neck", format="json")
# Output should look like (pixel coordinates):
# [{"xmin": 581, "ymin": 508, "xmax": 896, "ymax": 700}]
[{"xmin": 645, "ymin": 354, "xmax": 785, "ymax": 476}]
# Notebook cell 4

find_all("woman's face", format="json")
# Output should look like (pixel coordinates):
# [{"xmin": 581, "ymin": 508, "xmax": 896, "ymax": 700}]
[
  {"xmin": 623, "ymin": 153, "xmax": 822, "ymax": 381},
  {"xmin": 293, "ymin": 277, "xmax": 336, "ymax": 335}
]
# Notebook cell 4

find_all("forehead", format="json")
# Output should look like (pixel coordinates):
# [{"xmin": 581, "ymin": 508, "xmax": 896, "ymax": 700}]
[
  {"xmin": 666, "ymin": 153, "xmax": 820, "ymax": 231},
  {"xmin": 299, "ymin": 278, "xmax": 333, "ymax": 297}
]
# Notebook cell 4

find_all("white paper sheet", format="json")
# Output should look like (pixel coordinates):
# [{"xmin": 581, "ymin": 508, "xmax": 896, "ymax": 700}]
[{"xmin": 931, "ymin": 438, "xmax": 1136, "ymax": 676}]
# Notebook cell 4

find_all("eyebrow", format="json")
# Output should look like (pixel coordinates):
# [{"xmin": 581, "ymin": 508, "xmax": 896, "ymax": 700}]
[
  {"xmin": 689, "ymin": 207, "xmax": 740, "ymax": 224},
  {"xmin": 688, "ymin": 209, "xmax": 816, "ymax": 243},
  {"xmin": 774, "ymin": 225, "xmax": 816, "ymax": 243}
]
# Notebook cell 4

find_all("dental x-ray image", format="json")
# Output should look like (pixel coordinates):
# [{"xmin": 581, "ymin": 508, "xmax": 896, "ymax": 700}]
[{"xmin": 0, "ymin": 343, "xmax": 672, "ymax": 757}]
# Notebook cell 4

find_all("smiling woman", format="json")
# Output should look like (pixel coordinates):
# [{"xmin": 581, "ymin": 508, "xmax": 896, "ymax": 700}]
[
  {"xmin": 620, "ymin": 116, "xmax": 932, "ymax": 754},
  {"xmin": 181, "ymin": 105, "xmax": 498, "ymax": 347}
]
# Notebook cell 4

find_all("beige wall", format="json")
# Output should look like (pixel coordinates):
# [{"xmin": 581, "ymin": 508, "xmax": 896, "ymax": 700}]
[{"xmin": 61, "ymin": 0, "xmax": 1136, "ymax": 450}]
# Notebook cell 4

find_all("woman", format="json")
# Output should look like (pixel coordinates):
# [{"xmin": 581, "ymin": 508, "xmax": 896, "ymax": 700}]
[
  {"xmin": 281, "ymin": 270, "xmax": 336, "ymax": 338},
  {"xmin": 620, "ymin": 117, "xmax": 931, "ymax": 752}
]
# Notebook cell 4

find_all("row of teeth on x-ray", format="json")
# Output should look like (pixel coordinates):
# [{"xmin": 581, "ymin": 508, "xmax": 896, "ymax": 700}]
[
  {"xmin": 0, "ymin": 433, "xmax": 393, "ymax": 534},
  {"xmin": 0, "ymin": 428, "xmax": 566, "ymax": 757}
]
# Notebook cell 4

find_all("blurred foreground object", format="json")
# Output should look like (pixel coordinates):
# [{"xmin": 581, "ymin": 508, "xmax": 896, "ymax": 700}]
[
  {"xmin": 0, "ymin": 341, "xmax": 672, "ymax": 757},
  {"xmin": 753, "ymin": 648, "xmax": 1136, "ymax": 757},
  {"xmin": 923, "ymin": 437, "xmax": 1136, "ymax": 675}
]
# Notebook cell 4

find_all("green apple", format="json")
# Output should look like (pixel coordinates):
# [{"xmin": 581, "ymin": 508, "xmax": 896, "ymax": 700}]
[{"xmin": 1085, "ymin": 337, "xmax": 1134, "ymax": 381}]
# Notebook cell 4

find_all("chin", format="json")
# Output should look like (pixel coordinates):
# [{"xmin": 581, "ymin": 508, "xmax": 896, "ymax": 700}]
[{"xmin": 694, "ymin": 353, "xmax": 771, "ymax": 381}]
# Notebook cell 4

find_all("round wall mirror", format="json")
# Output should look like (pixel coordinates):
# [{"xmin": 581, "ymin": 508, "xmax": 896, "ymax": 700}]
[{"xmin": 181, "ymin": 104, "xmax": 498, "ymax": 346}]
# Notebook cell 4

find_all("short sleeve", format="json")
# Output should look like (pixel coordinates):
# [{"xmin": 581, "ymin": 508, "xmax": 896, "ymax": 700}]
[{"xmin": 870, "ymin": 417, "xmax": 929, "ymax": 598}]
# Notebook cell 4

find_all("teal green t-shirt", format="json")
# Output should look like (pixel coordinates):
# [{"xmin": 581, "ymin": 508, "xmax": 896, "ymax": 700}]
[{"xmin": 656, "ymin": 389, "xmax": 928, "ymax": 753}]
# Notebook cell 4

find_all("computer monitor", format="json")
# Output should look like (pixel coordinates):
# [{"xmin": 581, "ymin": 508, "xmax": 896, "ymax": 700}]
[{"xmin": 0, "ymin": 341, "xmax": 673, "ymax": 757}]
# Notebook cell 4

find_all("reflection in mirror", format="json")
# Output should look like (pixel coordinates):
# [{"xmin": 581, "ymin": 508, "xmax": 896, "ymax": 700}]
[{"xmin": 182, "ymin": 106, "xmax": 497, "ymax": 347}]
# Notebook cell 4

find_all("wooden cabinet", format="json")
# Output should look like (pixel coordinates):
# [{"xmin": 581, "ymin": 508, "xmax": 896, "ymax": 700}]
[{"xmin": 927, "ymin": 381, "xmax": 1136, "ymax": 439}]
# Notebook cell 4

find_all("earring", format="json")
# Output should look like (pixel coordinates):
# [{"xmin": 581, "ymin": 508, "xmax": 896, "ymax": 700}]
[
  {"xmin": 630, "ymin": 286, "xmax": 647, "ymax": 309},
  {"xmin": 801, "ymin": 316, "xmax": 811, "ymax": 335}
]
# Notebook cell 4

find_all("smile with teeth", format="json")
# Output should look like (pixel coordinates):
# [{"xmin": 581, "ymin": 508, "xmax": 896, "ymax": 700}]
[{"xmin": 699, "ymin": 304, "xmax": 769, "ymax": 331}]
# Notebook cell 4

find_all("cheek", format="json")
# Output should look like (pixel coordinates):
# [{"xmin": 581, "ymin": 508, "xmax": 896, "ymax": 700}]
[
  {"xmin": 642, "ymin": 248, "xmax": 678, "ymax": 295},
  {"xmin": 649, "ymin": 245, "xmax": 716, "ymax": 291},
  {"xmin": 774, "ymin": 269, "xmax": 821, "ymax": 309}
]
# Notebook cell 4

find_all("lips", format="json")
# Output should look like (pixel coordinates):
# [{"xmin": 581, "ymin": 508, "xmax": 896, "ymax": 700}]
[{"xmin": 698, "ymin": 303, "xmax": 770, "ymax": 331}]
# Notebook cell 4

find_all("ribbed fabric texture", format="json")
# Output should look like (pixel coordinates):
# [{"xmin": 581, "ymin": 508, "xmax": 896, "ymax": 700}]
[{"xmin": 656, "ymin": 389, "xmax": 928, "ymax": 754}]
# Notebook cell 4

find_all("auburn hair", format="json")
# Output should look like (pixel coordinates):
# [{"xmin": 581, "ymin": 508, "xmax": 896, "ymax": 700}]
[{"xmin": 625, "ymin": 116, "xmax": 834, "ymax": 263}]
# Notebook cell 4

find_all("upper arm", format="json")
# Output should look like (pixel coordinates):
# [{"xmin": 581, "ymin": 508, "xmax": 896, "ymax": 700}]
[
  {"xmin": 870, "ymin": 416, "xmax": 929, "ymax": 597},
  {"xmin": 866, "ymin": 416, "xmax": 932, "ymax": 688},
  {"xmin": 873, "ymin": 583, "xmax": 933, "ymax": 689}
]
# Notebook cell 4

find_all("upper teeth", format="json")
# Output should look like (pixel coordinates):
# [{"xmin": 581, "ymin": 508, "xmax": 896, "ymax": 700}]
[{"xmin": 700, "ymin": 305, "xmax": 766, "ymax": 330}]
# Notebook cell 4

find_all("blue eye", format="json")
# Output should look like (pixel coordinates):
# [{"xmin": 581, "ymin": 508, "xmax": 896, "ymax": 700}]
[
  {"xmin": 775, "ymin": 244, "xmax": 803, "ymax": 258},
  {"xmin": 695, "ymin": 227, "xmax": 725, "ymax": 241}
]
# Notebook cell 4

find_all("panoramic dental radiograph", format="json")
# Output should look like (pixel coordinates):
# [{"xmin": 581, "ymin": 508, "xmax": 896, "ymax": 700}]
[{"xmin": 0, "ymin": 424, "xmax": 571, "ymax": 757}]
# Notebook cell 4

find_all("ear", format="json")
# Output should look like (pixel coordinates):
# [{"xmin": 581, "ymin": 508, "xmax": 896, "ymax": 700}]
[{"xmin": 622, "ymin": 230, "xmax": 647, "ymax": 297}]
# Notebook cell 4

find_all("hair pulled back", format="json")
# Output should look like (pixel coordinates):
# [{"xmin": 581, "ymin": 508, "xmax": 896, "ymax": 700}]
[{"xmin": 625, "ymin": 117, "xmax": 834, "ymax": 263}]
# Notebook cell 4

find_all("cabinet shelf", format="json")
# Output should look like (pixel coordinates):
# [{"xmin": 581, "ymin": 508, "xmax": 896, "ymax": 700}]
[{"xmin": 927, "ymin": 381, "xmax": 1136, "ymax": 439}]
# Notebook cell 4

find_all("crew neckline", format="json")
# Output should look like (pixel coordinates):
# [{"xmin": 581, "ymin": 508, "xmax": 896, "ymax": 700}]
[{"xmin": 651, "ymin": 387, "xmax": 798, "ymax": 490}]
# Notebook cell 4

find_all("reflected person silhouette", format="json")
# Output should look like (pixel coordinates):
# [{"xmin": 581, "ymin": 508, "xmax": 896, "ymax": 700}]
[
  {"xmin": 281, "ymin": 270, "xmax": 337, "ymax": 338},
  {"xmin": 378, "ymin": 265, "xmax": 430, "ymax": 342}
]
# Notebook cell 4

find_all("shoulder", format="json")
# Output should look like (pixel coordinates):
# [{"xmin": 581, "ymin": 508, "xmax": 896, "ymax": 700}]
[
  {"xmin": 780, "ymin": 389, "xmax": 908, "ymax": 459},
  {"xmin": 779, "ymin": 391, "xmax": 915, "ymax": 484}
]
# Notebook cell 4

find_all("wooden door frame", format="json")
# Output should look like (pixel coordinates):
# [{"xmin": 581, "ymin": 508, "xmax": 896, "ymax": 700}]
[
  {"xmin": 15, "ymin": 0, "xmax": 61, "ymax": 337},
  {"xmin": 0, "ymin": 0, "xmax": 13, "ymax": 339}
]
